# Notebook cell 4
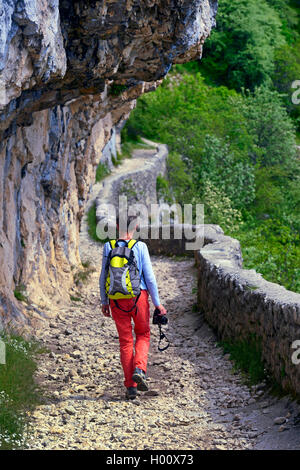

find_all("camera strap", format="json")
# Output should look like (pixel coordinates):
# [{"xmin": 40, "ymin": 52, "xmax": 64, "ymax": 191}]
[{"xmin": 158, "ymin": 324, "xmax": 170, "ymax": 352}]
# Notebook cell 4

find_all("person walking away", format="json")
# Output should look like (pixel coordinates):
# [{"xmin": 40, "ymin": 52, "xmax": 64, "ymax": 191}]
[{"xmin": 99, "ymin": 216, "xmax": 167, "ymax": 400}]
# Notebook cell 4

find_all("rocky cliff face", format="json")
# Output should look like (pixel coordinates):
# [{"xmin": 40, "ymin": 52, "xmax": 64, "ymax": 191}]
[{"xmin": 0, "ymin": 0, "xmax": 217, "ymax": 328}]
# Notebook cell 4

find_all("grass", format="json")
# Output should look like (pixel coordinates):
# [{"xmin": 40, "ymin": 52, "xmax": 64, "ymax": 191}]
[
  {"xmin": 95, "ymin": 162, "xmax": 110, "ymax": 182},
  {"xmin": 219, "ymin": 335, "xmax": 297, "ymax": 399},
  {"xmin": 86, "ymin": 203, "xmax": 109, "ymax": 244},
  {"xmin": 74, "ymin": 264, "xmax": 96, "ymax": 286},
  {"xmin": 119, "ymin": 178, "xmax": 138, "ymax": 200},
  {"xmin": 0, "ymin": 331, "xmax": 45, "ymax": 449},
  {"xmin": 120, "ymin": 140, "xmax": 156, "ymax": 159},
  {"xmin": 245, "ymin": 284, "xmax": 259, "ymax": 291},
  {"xmin": 109, "ymin": 83, "xmax": 129, "ymax": 96},
  {"xmin": 13, "ymin": 285, "xmax": 28, "ymax": 303},
  {"xmin": 86, "ymin": 203, "xmax": 99, "ymax": 242},
  {"xmin": 219, "ymin": 334, "xmax": 266, "ymax": 386},
  {"xmin": 70, "ymin": 295, "xmax": 82, "ymax": 302},
  {"xmin": 81, "ymin": 260, "xmax": 92, "ymax": 269}
]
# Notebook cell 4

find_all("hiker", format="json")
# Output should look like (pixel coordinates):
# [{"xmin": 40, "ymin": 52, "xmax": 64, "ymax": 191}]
[{"xmin": 99, "ymin": 215, "xmax": 167, "ymax": 400}]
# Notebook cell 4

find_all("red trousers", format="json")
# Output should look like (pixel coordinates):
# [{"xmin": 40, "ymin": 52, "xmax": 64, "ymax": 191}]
[{"xmin": 110, "ymin": 290, "xmax": 150, "ymax": 388}]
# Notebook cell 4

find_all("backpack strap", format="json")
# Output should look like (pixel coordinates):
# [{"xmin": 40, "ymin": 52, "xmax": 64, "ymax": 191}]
[
  {"xmin": 109, "ymin": 239, "xmax": 117, "ymax": 250},
  {"xmin": 111, "ymin": 239, "xmax": 139, "ymax": 249},
  {"xmin": 127, "ymin": 239, "xmax": 138, "ymax": 249}
]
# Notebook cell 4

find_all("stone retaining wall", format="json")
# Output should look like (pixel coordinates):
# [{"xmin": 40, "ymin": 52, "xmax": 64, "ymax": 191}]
[
  {"xmin": 95, "ymin": 140, "xmax": 168, "ymax": 226},
  {"xmin": 195, "ymin": 231, "xmax": 300, "ymax": 396},
  {"xmin": 143, "ymin": 224, "xmax": 300, "ymax": 396}
]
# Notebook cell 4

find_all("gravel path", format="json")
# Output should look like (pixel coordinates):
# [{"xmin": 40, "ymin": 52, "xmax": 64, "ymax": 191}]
[
  {"xmin": 27, "ymin": 234, "xmax": 253, "ymax": 450},
  {"xmin": 27, "ymin": 150, "xmax": 300, "ymax": 451}
]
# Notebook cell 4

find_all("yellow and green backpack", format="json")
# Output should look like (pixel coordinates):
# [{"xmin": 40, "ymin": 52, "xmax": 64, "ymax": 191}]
[{"xmin": 105, "ymin": 239, "xmax": 141, "ymax": 308}]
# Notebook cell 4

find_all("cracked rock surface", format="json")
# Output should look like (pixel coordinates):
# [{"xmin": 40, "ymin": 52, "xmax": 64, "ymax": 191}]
[{"xmin": 0, "ymin": 0, "xmax": 217, "ymax": 327}]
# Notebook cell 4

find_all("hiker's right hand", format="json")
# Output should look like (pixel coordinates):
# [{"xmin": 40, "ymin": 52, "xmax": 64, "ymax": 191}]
[{"xmin": 102, "ymin": 304, "xmax": 111, "ymax": 317}]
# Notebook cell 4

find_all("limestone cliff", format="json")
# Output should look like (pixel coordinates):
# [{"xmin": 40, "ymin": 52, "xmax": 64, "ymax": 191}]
[{"xmin": 0, "ymin": 0, "xmax": 217, "ymax": 328}]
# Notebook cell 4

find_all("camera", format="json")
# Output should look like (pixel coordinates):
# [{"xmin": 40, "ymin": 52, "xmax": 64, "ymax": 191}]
[{"xmin": 153, "ymin": 307, "xmax": 168, "ymax": 326}]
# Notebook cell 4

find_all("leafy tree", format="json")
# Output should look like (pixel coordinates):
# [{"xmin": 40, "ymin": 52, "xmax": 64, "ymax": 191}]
[
  {"xmin": 200, "ymin": 0, "xmax": 285, "ymax": 90},
  {"xmin": 198, "ymin": 179, "xmax": 243, "ymax": 232},
  {"xmin": 266, "ymin": 0, "xmax": 299, "ymax": 42},
  {"xmin": 232, "ymin": 220, "xmax": 300, "ymax": 293},
  {"xmin": 272, "ymin": 41, "xmax": 300, "ymax": 120},
  {"xmin": 241, "ymin": 86, "xmax": 297, "ymax": 166},
  {"xmin": 194, "ymin": 135, "xmax": 255, "ymax": 210}
]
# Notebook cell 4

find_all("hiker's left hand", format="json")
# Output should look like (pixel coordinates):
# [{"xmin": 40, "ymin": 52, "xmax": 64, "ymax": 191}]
[
  {"xmin": 102, "ymin": 304, "xmax": 111, "ymax": 317},
  {"xmin": 157, "ymin": 304, "xmax": 167, "ymax": 316}
]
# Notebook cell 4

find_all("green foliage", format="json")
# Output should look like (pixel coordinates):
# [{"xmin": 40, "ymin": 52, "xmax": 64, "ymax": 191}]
[
  {"xmin": 0, "ymin": 332, "xmax": 45, "ymax": 449},
  {"xmin": 81, "ymin": 260, "xmax": 92, "ymax": 269},
  {"xmin": 194, "ymin": 134, "xmax": 255, "ymax": 210},
  {"xmin": 200, "ymin": 0, "xmax": 285, "ymax": 90},
  {"xmin": 253, "ymin": 164, "xmax": 300, "ymax": 220},
  {"xmin": 119, "ymin": 178, "xmax": 138, "ymax": 201},
  {"xmin": 126, "ymin": 73, "xmax": 251, "ymax": 159},
  {"xmin": 156, "ymin": 175, "xmax": 172, "ymax": 203},
  {"xmin": 166, "ymin": 152, "xmax": 195, "ymax": 206},
  {"xmin": 70, "ymin": 295, "xmax": 82, "ymax": 302},
  {"xmin": 111, "ymin": 155, "xmax": 120, "ymax": 166},
  {"xmin": 109, "ymin": 83, "xmax": 128, "ymax": 96},
  {"xmin": 95, "ymin": 162, "xmax": 110, "ymax": 182},
  {"xmin": 241, "ymin": 86, "xmax": 297, "ymax": 166},
  {"xmin": 74, "ymin": 264, "xmax": 96, "ymax": 286},
  {"xmin": 219, "ymin": 334, "xmax": 266, "ymax": 385},
  {"xmin": 273, "ymin": 41, "xmax": 300, "ymax": 120},
  {"xmin": 86, "ymin": 203, "xmax": 98, "ymax": 242},
  {"xmin": 266, "ymin": 0, "xmax": 299, "ymax": 42},
  {"xmin": 199, "ymin": 179, "xmax": 243, "ymax": 232},
  {"xmin": 86, "ymin": 203, "xmax": 110, "ymax": 244},
  {"xmin": 232, "ymin": 219, "xmax": 300, "ymax": 293},
  {"xmin": 13, "ymin": 285, "xmax": 28, "ymax": 303}
]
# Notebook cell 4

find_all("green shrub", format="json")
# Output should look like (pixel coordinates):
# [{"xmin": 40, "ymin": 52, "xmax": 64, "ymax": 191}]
[
  {"xmin": 123, "ymin": 18, "xmax": 300, "ymax": 293},
  {"xmin": 0, "ymin": 332, "xmax": 45, "ymax": 449},
  {"xmin": 156, "ymin": 175, "xmax": 172, "ymax": 203},
  {"xmin": 109, "ymin": 83, "xmax": 128, "ymax": 96},
  {"xmin": 166, "ymin": 152, "xmax": 195, "ymax": 206},
  {"xmin": 95, "ymin": 162, "xmax": 110, "ymax": 182},
  {"xmin": 194, "ymin": 134, "xmax": 255, "ymax": 210},
  {"xmin": 13, "ymin": 285, "xmax": 28, "ymax": 303},
  {"xmin": 241, "ymin": 86, "xmax": 297, "ymax": 167},
  {"xmin": 119, "ymin": 178, "xmax": 138, "ymax": 201},
  {"xmin": 86, "ymin": 203, "xmax": 98, "ymax": 242},
  {"xmin": 219, "ymin": 335, "xmax": 266, "ymax": 385},
  {"xmin": 273, "ymin": 41, "xmax": 300, "ymax": 120},
  {"xmin": 70, "ymin": 295, "xmax": 81, "ymax": 302},
  {"xmin": 200, "ymin": 179, "xmax": 243, "ymax": 232},
  {"xmin": 74, "ymin": 265, "xmax": 96, "ymax": 286},
  {"xmin": 200, "ymin": 0, "xmax": 285, "ymax": 90},
  {"xmin": 232, "ymin": 219, "xmax": 300, "ymax": 293},
  {"xmin": 86, "ymin": 203, "xmax": 110, "ymax": 244}
]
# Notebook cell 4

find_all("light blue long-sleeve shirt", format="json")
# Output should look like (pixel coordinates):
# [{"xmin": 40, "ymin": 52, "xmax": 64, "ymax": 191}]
[{"xmin": 99, "ymin": 240, "xmax": 161, "ymax": 307}]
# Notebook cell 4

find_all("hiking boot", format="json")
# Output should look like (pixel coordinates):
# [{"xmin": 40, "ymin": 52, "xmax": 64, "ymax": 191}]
[
  {"xmin": 132, "ymin": 367, "xmax": 149, "ymax": 392},
  {"xmin": 126, "ymin": 386, "xmax": 137, "ymax": 400}
]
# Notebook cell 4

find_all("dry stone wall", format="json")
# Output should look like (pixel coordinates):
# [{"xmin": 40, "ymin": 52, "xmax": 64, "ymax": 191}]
[
  {"xmin": 195, "ymin": 234, "xmax": 300, "ymax": 396},
  {"xmin": 144, "ymin": 224, "xmax": 300, "ymax": 396},
  {"xmin": 95, "ymin": 139, "xmax": 168, "ymax": 231}
]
